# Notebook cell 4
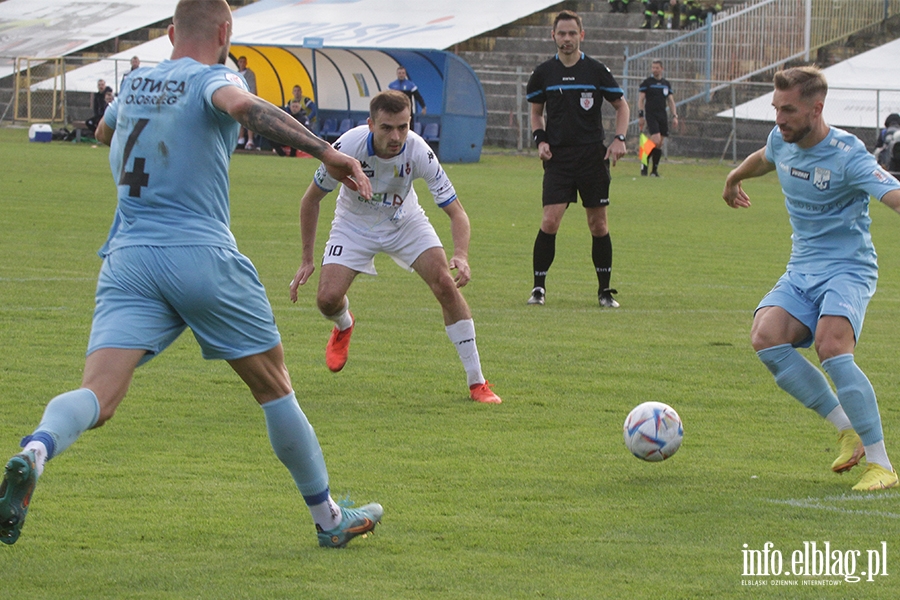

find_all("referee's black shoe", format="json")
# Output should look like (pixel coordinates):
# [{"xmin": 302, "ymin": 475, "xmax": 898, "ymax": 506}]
[
  {"xmin": 527, "ymin": 287, "xmax": 546, "ymax": 306},
  {"xmin": 599, "ymin": 288, "xmax": 620, "ymax": 308},
  {"xmin": 641, "ymin": 164, "xmax": 648, "ymax": 176}
]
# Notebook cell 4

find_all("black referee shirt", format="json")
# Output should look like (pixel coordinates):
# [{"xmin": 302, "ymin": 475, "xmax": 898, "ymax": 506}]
[
  {"xmin": 527, "ymin": 53, "xmax": 624, "ymax": 147},
  {"xmin": 638, "ymin": 76, "xmax": 674, "ymax": 117}
]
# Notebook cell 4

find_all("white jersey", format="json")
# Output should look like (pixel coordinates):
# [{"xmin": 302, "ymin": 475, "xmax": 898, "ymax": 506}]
[{"xmin": 313, "ymin": 126, "xmax": 457, "ymax": 235}]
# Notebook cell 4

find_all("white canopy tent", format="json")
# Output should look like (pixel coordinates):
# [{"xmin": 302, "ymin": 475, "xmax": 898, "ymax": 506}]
[
  {"xmin": 718, "ymin": 37, "xmax": 900, "ymax": 130},
  {"xmin": 12, "ymin": 0, "xmax": 561, "ymax": 93},
  {"xmin": 0, "ymin": 0, "xmax": 179, "ymax": 80}
]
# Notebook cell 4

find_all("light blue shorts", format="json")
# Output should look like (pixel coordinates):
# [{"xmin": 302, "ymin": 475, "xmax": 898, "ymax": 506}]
[
  {"xmin": 755, "ymin": 269, "xmax": 876, "ymax": 348},
  {"xmin": 88, "ymin": 245, "xmax": 281, "ymax": 365}
]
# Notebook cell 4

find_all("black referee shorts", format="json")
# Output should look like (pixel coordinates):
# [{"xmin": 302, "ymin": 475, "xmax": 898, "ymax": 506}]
[
  {"xmin": 645, "ymin": 111, "xmax": 669, "ymax": 137},
  {"xmin": 541, "ymin": 143, "xmax": 611, "ymax": 208}
]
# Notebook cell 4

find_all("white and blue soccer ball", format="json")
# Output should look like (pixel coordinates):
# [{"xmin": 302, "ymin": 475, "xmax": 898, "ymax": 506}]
[{"xmin": 623, "ymin": 401, "xmax": 683, "ymax": 462}]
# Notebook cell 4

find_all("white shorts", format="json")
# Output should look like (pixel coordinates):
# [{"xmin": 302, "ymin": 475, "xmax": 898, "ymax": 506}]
[{"xmin": 322, "ymin": 215, "xmax": 443, "ymax": 275}]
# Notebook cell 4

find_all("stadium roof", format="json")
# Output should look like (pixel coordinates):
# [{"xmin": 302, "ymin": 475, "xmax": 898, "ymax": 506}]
[
  {"xmin": 0, "ymin": 0, "xmax": 179, "ymax": 80},
  {"xmin": 4, "ymin": 0, "xmax": 561, "ymax": 89},
  {"xmin": 718, "ymin": 37, "xmax": 900, "ymax": 130}
]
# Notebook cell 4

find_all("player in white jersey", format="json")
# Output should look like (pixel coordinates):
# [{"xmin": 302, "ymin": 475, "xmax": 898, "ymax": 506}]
[
  {"xmin": 290, "ymin": 90, "xmax": 502, "ymax": 404},
  {"xmin": 723, "ymin": 66, "xmax": 900, "ymax": 491},
  {"xmin": 1, "ymin": 0, "xmax": 382, "ymax": 548}
]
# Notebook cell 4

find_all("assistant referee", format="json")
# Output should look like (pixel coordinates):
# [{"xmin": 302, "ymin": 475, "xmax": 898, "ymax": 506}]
[
  {"xmin": 525, "ymin": 9, "xmax": 630, "ymax": 308},
  {"xmin": 638, "ymin": 59, "xmax": 678, "ymax": 177}
]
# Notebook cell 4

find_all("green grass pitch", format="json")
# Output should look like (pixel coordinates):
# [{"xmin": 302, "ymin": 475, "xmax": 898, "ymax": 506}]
[{"xmin": 2, "ymin": 126, "xmax": 900, "ymax": 598}]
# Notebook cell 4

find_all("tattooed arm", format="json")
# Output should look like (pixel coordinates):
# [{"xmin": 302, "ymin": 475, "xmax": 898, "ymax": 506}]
[{"xmin": 212, "ymin": 85, "xmax": 371, "ymax": 198}]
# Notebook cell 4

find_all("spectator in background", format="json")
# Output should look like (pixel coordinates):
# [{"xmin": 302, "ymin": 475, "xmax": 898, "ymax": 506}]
[
  {"xmin": 286, "ymin": 85, "xmax": 317, "ymax": 131},
  {"xmin": 684, "ymin": 0, "xmax": 721, "ymax": 28},
  {"xmin": 389, "ymin": 66, "xmax": 426, "ymax": 126},
  {"xmin": 669, "ymin": 0, "xmax": 682, "ymax": 29},
  {"xmin": 120, "ymin": 56, "xmax": 141, "ymax": 91},
  {"xmin": 272, "ymin": 99, "xmax": 312, "ymax": 156},
  {"xmin": 875, "ymin": 113, "xmax": 900, "ymax": 172},
  {"xmin": 236, "ymin": 55, "xmax": 258, "ymax": 149},
  {"xmin": 641, "ymin": 0, "xmax": 666, "ymax": 29},
  {"xmin": 85, "ymin": 79, "xmax": 113, "ymax": 134}
]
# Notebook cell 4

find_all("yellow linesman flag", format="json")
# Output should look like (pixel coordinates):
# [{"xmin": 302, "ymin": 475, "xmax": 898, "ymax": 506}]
[{"xmin": 639, "ymin": 133, "xmax": 656, "ymax": 167}]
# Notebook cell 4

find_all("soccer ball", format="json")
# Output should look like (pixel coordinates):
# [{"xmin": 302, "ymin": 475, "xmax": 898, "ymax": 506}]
[{"xmin": 623, "ymin": 401, "xmax": 683, "ymax": 462}]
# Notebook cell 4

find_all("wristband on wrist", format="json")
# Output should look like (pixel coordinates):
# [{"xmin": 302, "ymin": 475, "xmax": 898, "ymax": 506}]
[
  {"xmin": 614, "ymin": 134, "xmax": 626, "ymax": 143},
  {"xmin": 638, "ymin": 110, "xmax": 644, "ymax": 118},
  {"xmin": 533, "ymin": 129, "xmax": 548, "ymax": 146}
]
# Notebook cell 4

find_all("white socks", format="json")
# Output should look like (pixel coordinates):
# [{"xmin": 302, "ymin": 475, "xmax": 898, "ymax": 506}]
[
  {"xmin": 309, "ymin": 497, "xmax": 342, "ymax": 531},
  {"xmin": 324, "ymin": 297, "xmax": 353, "ymax": 331},
  {"xmin": 826, "ymin": 406, "xmax": 852, "ymax": 432},
  {"xmin": 445, "ymin": 319, "xmax": 484, "ymax": 387},
  {"xmin": 22, "ymin": 440, "xmax": 49, "ymax": 477}
]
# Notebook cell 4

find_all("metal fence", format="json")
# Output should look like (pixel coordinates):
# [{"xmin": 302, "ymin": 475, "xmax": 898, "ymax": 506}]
[
  {"xmin": 1, "ymin": 55, "xmax": 155, "ymax": 125},
  {"xmin": 622, "ymin": 0, "xmax": 900, "ymax": 108}
]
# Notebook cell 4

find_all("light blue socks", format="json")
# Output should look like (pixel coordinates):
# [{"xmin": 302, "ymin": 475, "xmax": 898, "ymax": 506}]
[
  {"xmin": 261, "ymin": 392, "xmax": 330, "ymax": 503},
  {"xmin": 822, "ymin": 354, "xmax": 884, "ymax": 446},
  {"xmin": 757, "ymin": 344, "xmax": 839, "ymax": 418},
  {"xmin": 22, "ymin": 388, "xmax": 101, "ymax": 460}
]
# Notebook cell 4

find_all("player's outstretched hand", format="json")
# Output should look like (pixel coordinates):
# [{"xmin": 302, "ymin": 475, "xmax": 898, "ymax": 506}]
[
  {"xmin": 449, "ymin": 256, "xmax": 471, "ymax": 288},
  {"xmin": 722, "ymin": 180, "xmax": 751, "ymax": 209},
  {"xmin": 322, "ymin": 147, "xmax": 373, "ymax": 200},
  {"xmin": 290, "ymin": 262, "xmax": 315, "ymax": 303}
]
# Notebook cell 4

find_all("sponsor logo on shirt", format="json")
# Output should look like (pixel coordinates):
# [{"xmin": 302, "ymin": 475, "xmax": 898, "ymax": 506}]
[
  {"xmin": 813, "ymin": 167, "xmax": 831, "ymax": 191},
  {"xmin": 122, "ymin": 76, "xmax": 187, "ymax": 106},
  {"xmin": 790, "ymin": 168, "xmax": 810, "ymax": 180}
]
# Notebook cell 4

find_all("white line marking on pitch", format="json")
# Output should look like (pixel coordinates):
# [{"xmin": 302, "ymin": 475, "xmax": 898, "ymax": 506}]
[{"xmin": 767, "ymin": 495, "xmax": 900, "ymax": 519}]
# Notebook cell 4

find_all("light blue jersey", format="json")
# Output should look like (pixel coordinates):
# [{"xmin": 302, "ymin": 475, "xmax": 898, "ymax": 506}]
[
  {"xmin": 101, "ymin": 58, "xmax": 248, "ymax": 256},
  {"xmin": 90, "ymin": 58, "xmax": 280, "ymax": 362},
  {"xmin": 765, "ymin": 126, "xmax": 900, "ymax": 275}
]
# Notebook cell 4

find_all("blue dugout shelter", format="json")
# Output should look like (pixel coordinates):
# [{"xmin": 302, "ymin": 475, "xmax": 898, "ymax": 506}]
[{"xmin": 229, "ymin": 44, "xmax": 487, "ymax": 163}]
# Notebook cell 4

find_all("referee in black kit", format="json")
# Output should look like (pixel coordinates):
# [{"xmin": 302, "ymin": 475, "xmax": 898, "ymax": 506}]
[
  {"xmin": 525, "ymin": 9, "xmax": 630, "ymax": 308},
  {"xmin": 638, "ymin": 59, "xmax": 678, "ymax": 177}
]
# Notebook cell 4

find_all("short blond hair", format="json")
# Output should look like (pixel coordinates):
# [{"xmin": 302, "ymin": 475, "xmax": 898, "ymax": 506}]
[{"xmin": 773, "ymin": 66, "xmax": 827, "ymax": 101}]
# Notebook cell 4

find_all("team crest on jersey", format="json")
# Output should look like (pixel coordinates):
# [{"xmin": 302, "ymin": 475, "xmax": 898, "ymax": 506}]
[
  {"xmin": 813, "ymin": 167, "xmax": 831, "ymax": 191},
  {"xmin": 225, "ymin": 73, "xmax": 246, "ymax": 90},
  {"xmin": 580, "ymin": 93, "xmax": 594, "ymax": 110}
]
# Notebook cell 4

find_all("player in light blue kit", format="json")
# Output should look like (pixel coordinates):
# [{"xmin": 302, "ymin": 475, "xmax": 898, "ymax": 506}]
[
  {"xmin": 1, "ymin": 0, "xmax": 382, "ymax": 547},
  {"xmin": 723, "ymin": 66, "xmax": 900, "ymax": 491}
]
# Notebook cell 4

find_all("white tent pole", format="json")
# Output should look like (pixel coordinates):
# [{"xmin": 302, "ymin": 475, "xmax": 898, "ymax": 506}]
[{"xmin": 804, "ymin": 0, "xmax": 812, "ymax": 62}]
